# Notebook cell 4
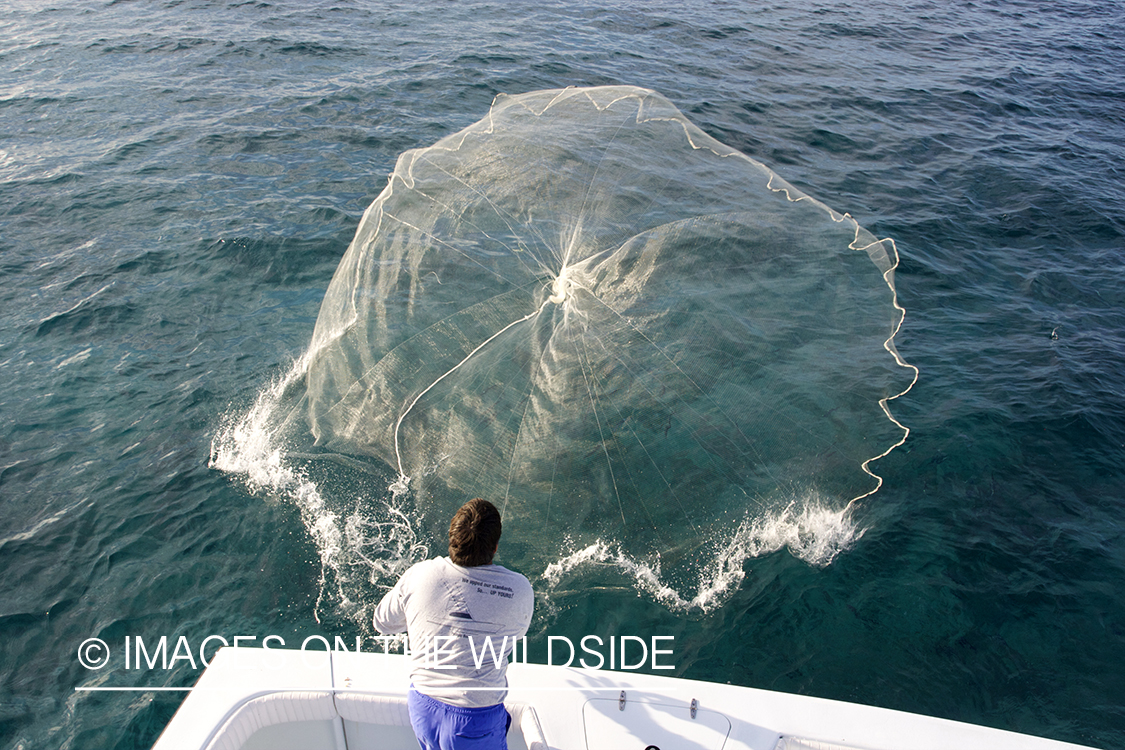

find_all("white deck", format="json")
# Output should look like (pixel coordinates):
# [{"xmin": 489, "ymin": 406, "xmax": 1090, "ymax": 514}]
[{"xmin": 150, "ymin": 647, "xmax": 1097, "ymax": 750}]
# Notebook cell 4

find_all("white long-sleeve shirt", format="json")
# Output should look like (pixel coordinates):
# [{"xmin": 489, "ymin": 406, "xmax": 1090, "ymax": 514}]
[{"xmin": 373, "ymin": 556, "xmax": 534, "ymax": 707}]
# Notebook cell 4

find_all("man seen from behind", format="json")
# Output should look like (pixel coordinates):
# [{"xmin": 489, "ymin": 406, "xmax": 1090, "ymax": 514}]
[{"xmin": 373, "ymin": 497, "xmax": 534, "ymax": 750}]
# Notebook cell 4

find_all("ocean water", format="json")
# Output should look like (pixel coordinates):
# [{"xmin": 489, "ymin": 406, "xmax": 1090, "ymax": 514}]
[{"xmin": 1, "ymin": 1, "xmax": 1123, "ymax": 748}]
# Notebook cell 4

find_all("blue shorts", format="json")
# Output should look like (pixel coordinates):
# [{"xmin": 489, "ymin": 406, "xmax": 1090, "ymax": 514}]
[{"xmin": 407, "ymin": 688, "xmax": 511, "ymax": 750}]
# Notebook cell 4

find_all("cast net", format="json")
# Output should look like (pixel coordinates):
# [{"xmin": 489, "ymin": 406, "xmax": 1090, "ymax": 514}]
[{"xmin": 216, "ymin": 86, "xmax": 916, "ymax": 613}]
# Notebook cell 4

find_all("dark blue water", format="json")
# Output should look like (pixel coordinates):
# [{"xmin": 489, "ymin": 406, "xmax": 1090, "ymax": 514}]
[{"xmin": 2, "ymin": 1, "xmax": 1123, "ymax": 748}]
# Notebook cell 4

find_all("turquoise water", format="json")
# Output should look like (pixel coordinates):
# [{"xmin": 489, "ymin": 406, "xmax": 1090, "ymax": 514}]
[{"xmin": 2, "ymin": 1, "xmax": 1123, "ymax": 748}]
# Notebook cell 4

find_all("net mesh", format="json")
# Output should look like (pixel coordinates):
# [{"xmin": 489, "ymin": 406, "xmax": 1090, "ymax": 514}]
[{"xmin": 290, "ymin": 86, "xmax": 913, "ymax": 604}]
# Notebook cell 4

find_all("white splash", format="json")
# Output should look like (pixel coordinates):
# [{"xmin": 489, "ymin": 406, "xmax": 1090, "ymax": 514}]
[
  {"xmin": 542, "ymin": 494, "xmax": 862, "ymax": 613},
  {"xmin": 210, "ymin": 357, "xmax": 430, "ymax": 623},
  {"xmin": 209, "ymin": 362, "xmax": 345, "ymax": 620}
]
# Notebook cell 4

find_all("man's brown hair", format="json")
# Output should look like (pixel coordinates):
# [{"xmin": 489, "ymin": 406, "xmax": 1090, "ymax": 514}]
[{"xmin": 448, "ymin": 498, "xmax": 502, "ymax": 567}]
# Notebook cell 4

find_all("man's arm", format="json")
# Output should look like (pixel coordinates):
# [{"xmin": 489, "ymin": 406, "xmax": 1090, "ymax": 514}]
[
  {"xmin": 372, "ymin": 578, "xmax": 409, "ymax": 634},
  {"xmin": 516, "ymin": 574, "xmax": 535, "ymax": 637}
]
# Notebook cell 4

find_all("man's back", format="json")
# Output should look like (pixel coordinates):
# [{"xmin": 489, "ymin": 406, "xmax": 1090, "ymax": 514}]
[
  {"xmin": 374, "ymin": 497, "xmax": 533, "ymax": 750},
  {"xmin": 373, "ymin": 556, "xmax": 534, "ymax": 707}
]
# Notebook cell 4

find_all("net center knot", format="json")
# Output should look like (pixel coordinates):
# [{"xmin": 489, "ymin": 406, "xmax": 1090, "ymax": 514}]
[{"xmin": 549, "ymin": 268, "xmax": 574, "ymax": 305}]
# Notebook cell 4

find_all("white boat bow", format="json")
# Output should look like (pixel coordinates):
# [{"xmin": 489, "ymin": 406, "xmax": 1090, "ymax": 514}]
[{"xmin": 149, "ymin": 647, "xmax": 1096, "ymax": 750}]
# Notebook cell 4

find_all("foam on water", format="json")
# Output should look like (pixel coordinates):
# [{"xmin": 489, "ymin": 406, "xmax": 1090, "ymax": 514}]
[
  {"xmin": 209, "ymin": 357, "xmax": 427, "ymax": 622},
  {"xmin": 543, "ymin": 493, "xmax": 860, "ymax": 612},
  {"xmin": 210, "ymin": 361, "xmax": 339, "ymax": 619}
]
